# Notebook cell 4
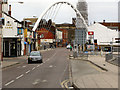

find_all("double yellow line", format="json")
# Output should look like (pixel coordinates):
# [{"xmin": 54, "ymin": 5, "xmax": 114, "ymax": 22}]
[{"xmin": 61, "ymin": 79, "xmax": 70, "ymax": 89}]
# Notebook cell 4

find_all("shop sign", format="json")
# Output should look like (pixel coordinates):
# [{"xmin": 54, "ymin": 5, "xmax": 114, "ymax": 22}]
[
  {"xmin": 24, "ymin": 29, "xmax": 27, "ymax": 38},
  {"xmin": 17, "ymin": 28, "xmax": 23, "ymax": 35}
]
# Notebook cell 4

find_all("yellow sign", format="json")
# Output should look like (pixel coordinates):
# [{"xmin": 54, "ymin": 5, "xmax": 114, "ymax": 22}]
[{"xmin": 24, "ymin": 29, "xmax": 27, "ymax": 38}]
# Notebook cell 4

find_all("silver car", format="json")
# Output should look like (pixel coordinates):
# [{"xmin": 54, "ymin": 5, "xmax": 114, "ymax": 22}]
[{"xmin": 28, "ymin": 51, "xmax": 43, "ymax": 63}]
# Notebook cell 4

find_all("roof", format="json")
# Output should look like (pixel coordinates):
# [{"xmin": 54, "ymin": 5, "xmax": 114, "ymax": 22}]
[
  {"xmin": 2, "ymin": 11, "xmax": 21, "ymax": 24},
  {"xmin": 88, "ymin": 23, "xmax": 118, "ymax": 45}
]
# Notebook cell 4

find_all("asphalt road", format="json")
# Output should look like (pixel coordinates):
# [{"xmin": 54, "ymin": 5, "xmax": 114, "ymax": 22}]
[
  {"xmin": 2, "ymin": 48, "xmax": 71, "ymax": 89},
  {"xmin": 2, "ymin": 48, "xmax": 102, "ymax": 89}
]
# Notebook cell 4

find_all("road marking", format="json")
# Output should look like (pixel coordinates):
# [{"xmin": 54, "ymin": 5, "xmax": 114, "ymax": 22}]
[
  {"xmin": 49, "ymin": 65, "xmax": 53, "ymax": 68},
  {"xmin": 22, "ymin": 66, "xmax": 26, "ymax": 68},
  {"xmin": 42, "ymin": 80, "xmax": 47, "ymax": 83},
  {"xmin": 37, "ymin": 65, "xmax": 40, "ymax": 67},
  {"xmin": 64, "ymin": 80, "xmax": 69, "ymax": 88},
  {"xmin": 16, "ymin": 74, "xmax": 24, "ymax": 79},
  {"xmin": 5, "ymin": 80, "xmax": 14, "ymax": 86},
  {"xmin": 61, "ymin": 79, "xmax": 68, "ymax": 88},
  {"xmin": 32, "ymin": 79, "xmax": 40, "ymax": 85},
  {"xmin": 32, "ymin": 67, "xmax": 36, "ymax": 70},
  {"xmin": 26, "ymin": 70, "xmax": 31, "ymax": 74}
]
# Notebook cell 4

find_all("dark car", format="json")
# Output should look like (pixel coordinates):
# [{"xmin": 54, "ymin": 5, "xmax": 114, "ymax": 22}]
[{"xmin": 28, "ymin": 51, "xmax": 43, "ymax": 63}]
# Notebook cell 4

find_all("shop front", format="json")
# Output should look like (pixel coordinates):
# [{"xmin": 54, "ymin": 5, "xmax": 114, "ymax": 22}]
[{"xmin": 3, "ymin": 38, "xmax": 21, "ymax": 57}]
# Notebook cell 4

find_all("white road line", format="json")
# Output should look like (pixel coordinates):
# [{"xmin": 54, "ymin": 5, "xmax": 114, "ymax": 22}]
[
  {"xmin": 37, "ymin": 65, "xmax": 40, "ymax": 67},
  {"xmin": 5, "ymin": 80, "xmax": 14, "ymax": 86},
  {"xmin": 32, "ymin": 67, "xmax": 36, "ymax": 70},
  {"xmin": 22, "ymin": 66, "xmax": 26, "ymax": 68},
  {"xmin": 25, "ymin": 70, "xmax": 31, "ymax": 74},
  {"xmin": 16, "ymin": 74, "xmax": 24, "ymax": 80}
]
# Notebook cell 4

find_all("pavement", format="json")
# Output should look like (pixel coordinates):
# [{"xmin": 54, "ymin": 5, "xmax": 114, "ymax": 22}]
[
  {"xmin": 1, "ymin": 48, "xmax": 53, "ymax": 69},
  {"xmin": 70, "ymin": 54, "xmax": 119, "ymax": 89}
]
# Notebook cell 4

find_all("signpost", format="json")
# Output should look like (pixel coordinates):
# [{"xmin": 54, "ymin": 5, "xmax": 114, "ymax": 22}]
[{"xmin": 88, "ymin": 31, "xmax": 94, "ymax": 54}]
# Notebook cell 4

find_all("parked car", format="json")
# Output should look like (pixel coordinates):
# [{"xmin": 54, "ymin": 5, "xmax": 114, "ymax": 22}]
[{"xmin": 28, "ymin": 51, "xmax": 43, "ymax": 63}]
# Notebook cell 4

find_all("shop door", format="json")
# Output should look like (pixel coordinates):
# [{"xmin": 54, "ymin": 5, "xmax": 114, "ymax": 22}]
[
  {"xmin": 10, "ymin": 42, "xmax": 16, "ymax": 57},
  {"xmin": 4, "ymin": 41, "xmax": 9, "ymax": 57},
  {"xmin": 17, "ymin": 43, "xmax": 21, "ymax": 56}
]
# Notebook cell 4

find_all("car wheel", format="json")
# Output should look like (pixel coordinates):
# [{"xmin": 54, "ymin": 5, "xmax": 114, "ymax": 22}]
[{"xmin": 38, "ymin": 59, "xmax": 42, "ymax": 63}]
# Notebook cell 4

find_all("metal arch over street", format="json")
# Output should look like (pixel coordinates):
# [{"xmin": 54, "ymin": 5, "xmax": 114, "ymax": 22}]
[{"xmin": 32, "ymin": 1, "xmax": 88, "ymax": 32}]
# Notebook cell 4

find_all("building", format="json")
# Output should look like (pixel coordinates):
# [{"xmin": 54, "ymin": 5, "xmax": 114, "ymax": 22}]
[
  {"xmin": 23, "ymin": 18, "xmax": 38, "ymax": 55},
  {"xmin": 56, "ymin": 29, "xmax": 62, "ymax": 46},
  {"xmin": 0, "ymin": 0, "xmax": 2, "ymax": 60},
  {"xmin": 75, "ymin": 0, "xmax": 88, "ymax": 50},
  {"xmin": 2, "ymin": 1, "xmax": 23, "ymax": 57},
  {"xmin": 88, "ymin": 23, "xmax": 119, "ymax": 51},
  {"xmin": 118, "ymin": 1, "xmax": 120, "ymax": 23},
  {"xmin": 77, "ymin": 0, "xmax": 88, "ymax": 24},
  {"xmin": 99, "ymin": 20, "xmax": 120, "ymax": 31},
  {"xmin": 56, "ymin": 23, "xmax": 75, "ymax": 46}
]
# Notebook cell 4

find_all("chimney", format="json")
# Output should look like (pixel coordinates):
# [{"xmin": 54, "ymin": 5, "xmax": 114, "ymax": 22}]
[{"xmin": 8, "ymin": 5, "xmax": 11, "ymax": 16}]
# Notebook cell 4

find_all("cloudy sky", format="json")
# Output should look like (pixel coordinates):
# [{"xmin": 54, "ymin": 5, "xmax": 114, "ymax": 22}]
[{"xmin": 8, "ymin": 0, "xmax": 119, "ymax": 24}]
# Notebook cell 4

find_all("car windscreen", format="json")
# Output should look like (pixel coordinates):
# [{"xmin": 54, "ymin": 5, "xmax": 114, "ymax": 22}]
[{"xmin": 30, "ymin": 52, "xmax": 40, "ymax": 56}]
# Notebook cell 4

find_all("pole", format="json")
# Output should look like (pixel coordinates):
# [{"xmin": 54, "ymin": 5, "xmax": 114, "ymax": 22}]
[{"xmin": 93, "ymin": 33, "xmax": 94, "ymax": 55}]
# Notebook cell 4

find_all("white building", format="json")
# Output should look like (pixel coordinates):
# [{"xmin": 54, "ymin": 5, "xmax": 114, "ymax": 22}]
[
  {"xmin": 56, "ymin": 29, "xmax": 62, "ymax": 41},
  {"xmin": 88, "ymin": 23, "xmax": 119, "ymax": 47},
  {"xmin": 2, "ymin": 1, "xmax": 24, "ymax": 57}
]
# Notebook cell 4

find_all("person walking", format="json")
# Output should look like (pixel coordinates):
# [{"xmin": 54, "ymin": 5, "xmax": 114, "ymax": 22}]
[{"xmin": 70, "ymin": 45, "xmax": 72, "ymax": 51}]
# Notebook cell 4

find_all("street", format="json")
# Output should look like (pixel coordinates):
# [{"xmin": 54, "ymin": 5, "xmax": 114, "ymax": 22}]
[
  {"xmin": 2, "ymin": 48, "xmax": 103, "ymax": 89},
  {"xmin": 2, "ymin": 48, "xmax": 70, "ymax": 89}
]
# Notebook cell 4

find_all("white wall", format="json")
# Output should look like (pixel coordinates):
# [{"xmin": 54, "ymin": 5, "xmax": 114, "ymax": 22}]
[
  {"xmin": 2, "ymin": 13, "xmax": 21, "ymax": 38},
  {"xmin": 56, "ymin": 29, "xmax": 62, "ymax": 40},
  {"xmin": 88, "ymin": 23, "xmax": 118, "ymax": 46}
]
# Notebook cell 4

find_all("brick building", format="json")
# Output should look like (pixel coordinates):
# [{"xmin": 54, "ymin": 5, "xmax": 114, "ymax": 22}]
[
  {"xmin": 56, "ymin": 23, "xmax": 75, "ymax": 46},
  {"xmin": 99, "ymin": 20, "xmax": 120, "ymax": 31}
]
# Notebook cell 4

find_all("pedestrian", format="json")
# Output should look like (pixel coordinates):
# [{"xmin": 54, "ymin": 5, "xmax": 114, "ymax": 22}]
[{"xmin": 70, "ymin": 45, "xmax": 72, "ymax": 51}]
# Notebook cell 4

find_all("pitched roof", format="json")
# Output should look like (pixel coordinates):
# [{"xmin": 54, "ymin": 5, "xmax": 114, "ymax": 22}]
[{"xmin": 2, "ymin": 11, "xmax": 21, "ymax": 24}]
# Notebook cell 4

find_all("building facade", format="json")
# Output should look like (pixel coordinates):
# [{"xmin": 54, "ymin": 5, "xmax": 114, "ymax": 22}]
[
  {"xmin": 2, "ymin": 1, "xmax": 23, "ymax": 57},
  {"xmin": 0, "ymin": 0, "xmax": 2, "ymax": 60},
  {"xmin": 75, "ymin": 0, "xmax": 88, "ymax": 50}
]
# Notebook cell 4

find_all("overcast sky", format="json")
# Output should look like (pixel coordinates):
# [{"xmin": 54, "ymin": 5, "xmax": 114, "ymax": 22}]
[{"xmin": 8, "ymin": 0, "xmax": 119, "ymax": 24}]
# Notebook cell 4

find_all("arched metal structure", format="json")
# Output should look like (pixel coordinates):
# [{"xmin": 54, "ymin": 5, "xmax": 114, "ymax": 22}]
[{"xmin": 32, "ymin": 1, "xmax": 88, "ymax": 31}]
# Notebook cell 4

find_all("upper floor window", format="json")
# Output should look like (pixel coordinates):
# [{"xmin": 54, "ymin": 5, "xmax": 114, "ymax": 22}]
[{"xmin": 2, "ymin": 0, "xmax": 8, "ymax": 3}]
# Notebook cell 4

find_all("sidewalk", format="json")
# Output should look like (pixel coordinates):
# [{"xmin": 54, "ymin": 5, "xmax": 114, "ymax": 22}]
[
  {"xmin": 1, "ymin": 55, "xmax": 27, "ymax": 69},
  {"xmin": 70, "ymin": 55, "xmax": 118, "ymax": 88}
]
